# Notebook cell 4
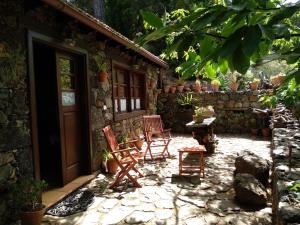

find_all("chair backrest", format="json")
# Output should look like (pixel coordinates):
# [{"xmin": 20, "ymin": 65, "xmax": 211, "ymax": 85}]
[
  {"xmin": 143, "ymin": 115, "xmax": 164, "ymax": 134},
  {"xmin": 103, "ymin": 125, "xmax": 119, "ymax": 153}
]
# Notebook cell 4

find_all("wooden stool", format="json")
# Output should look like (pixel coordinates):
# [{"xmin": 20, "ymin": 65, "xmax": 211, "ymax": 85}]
[{"xmin": 178, "ymin": 145, "xmax": 206, "ymax": 177}]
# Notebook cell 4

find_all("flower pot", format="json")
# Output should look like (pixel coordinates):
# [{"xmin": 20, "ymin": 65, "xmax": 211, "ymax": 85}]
[
  {"xmin": 194, "ymin": 84, "xmax": 201, "ymax": 93},
  {"xmin": 250, "ymin": 82, "xmax": 258, "ymax": 91},
  {"xmin": 149, "ymin": 79, "xmax": 156, "ymax": 89},
  {"xmin": 262, "ymin": 127, "xmax": 270, "ymax": 137},
  {"xmin": 193, "ymin": 115, "xmax": 204, "ymax": 123},
  {"xmin": 202, "ymin": 86, "xmax": 207, "ymax": 92},
  {"xmin": 170, "ymin": 86, "xmax": 177, "ymax": 94},
  {"xmin": 107, "ymin": 159, "xmax": 118, "ymax": 174},
  {"xmin": 211, "ymin": 84, "xmax": 219, "ymax": 92},
  {"xmin": 177, "ymin": 85, "xmax": 184, "ymax": 93},
  {"xmin": 250, "ymin": 128, "xmax": 259, "ymax": 135},
  {"xmin": 134, "ymin": 140, "xmax": 144, "ymax": 150},
  {"xmin": 229, "ymin": 82, "xmax": 239, "ymax": 91},
  {"xmin": 21, "ymin": 206, "xmax": 46, "ymax": 225},
  {"xmin": 163, "ymin": 86, "xmax": 170, "ymax": 93},
  {"xmin": 98, "ymin": 71, "xmax": 108, "ymax": 82}
]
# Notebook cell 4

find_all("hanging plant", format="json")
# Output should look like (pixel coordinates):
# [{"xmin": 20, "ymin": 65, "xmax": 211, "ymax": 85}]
[{"xmin": 94, "ymin": 55, "xmax": 108, "ymax": 82}]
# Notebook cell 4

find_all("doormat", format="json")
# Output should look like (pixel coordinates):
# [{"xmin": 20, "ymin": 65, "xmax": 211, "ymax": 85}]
[{"xmin": 46, "ymin": 189, "xmax": 94, "ymax": 217}]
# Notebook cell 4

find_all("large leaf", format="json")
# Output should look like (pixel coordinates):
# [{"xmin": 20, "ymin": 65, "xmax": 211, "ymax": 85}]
[
  {"xmin": 232, "ymin": 47, "xmax": 250, "ymax": 74},
  {"xmin": 268, "ymin": 5, "xmax": 300, "ymax": 26},
  {"xmin": 204, "ymin": 62, "xmax": 217, "ymax": 79},
  {"xmin": 140, "ymin": 10, "xmax": 163, "ymax": 29},
  {"xmin": 220, "ymin": 27, "xmax": 246, "ymax": 57},
  {"xmin": 242, "ymin": 25, "xmax": 262, "ymax": 57}
]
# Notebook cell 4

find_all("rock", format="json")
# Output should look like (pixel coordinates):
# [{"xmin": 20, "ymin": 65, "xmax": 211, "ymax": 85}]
[
  {"xmin": 235, "ymin": 151, "xmax": 270, "ymax": 186},
  {"xmin": 234, "ymin": 173, "xmax": 267, "ymax": 206}
]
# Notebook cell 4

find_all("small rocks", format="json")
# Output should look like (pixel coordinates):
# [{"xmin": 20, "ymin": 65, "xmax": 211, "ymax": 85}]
[{"xmin": 234, "ymin": 173, "xmax": 267, "ymax": 206}]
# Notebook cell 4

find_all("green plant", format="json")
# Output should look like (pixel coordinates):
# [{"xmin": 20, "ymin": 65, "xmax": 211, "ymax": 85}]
[
  {"xmin": 94, "ymin": 55, "xmax": 107, "ymax": 72},
  {"xmin": 153, "ymin": 87, "xmax": 161, "ymax": 93},
  {"xmin": 177, "ymin": 93, "xmax": 193, "ymax": 107},
  {"xmin": 288, "ymin": 180, "xmax": 300, "ymax": 201},
  {"xmin": 211, "ymin": 79, "xmax": 221, "ymax": 86},
  {"xmin": 102, "ymin": 149, "xmax": 113, "ymax": 161},
  {"xmin": 13, "ymin": 179, "xmax": 47, "ymax": 212}
]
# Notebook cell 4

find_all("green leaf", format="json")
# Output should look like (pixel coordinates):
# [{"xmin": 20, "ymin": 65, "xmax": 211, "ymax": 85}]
[
  {"xmin": 268, "ymin": 6, "xmax": 299, "ymax": 26},
  {"xmin": 140, "ymin": 10, "xmax": 163, "ymax": 29},
  {"xmin": 232, "ymin": 47, "xmax": 250, "ymax": 74},
  {"xmin": 220, "ymin": 27, "xmax": 246, "ymax": 57},
  {"xmin": 218, "ymin": 57, "xmax": 229, "ymax": 74},
  {"xmin": 204, "ymin": 62, "xmax": 216, "ymax": 79},
  {"xmin": 242, "ymin": 25, "xmax": 262, "ymax": 57}
]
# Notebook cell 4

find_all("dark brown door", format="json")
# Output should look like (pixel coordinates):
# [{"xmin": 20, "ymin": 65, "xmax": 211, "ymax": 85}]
[{"xmin": 56, "ymin": 53, "xmax": 83, "ymax": 184}]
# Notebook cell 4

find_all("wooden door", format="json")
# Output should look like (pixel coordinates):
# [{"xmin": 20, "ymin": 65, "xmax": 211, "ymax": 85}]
[{"xmin": 56, "ymin": 53, "xmax": 83, "ymax": 184}]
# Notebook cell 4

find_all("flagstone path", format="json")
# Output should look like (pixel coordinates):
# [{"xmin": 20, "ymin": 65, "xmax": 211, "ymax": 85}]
[{"xmin": 43, "ymin": 134, "xmax": 272, "ymax": 225}]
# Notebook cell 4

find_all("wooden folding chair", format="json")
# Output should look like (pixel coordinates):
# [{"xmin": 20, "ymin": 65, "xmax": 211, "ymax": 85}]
[
  {"xmin": 143, "ymin": 115, "xmax": 172, "ymax": 160},
  {"xmin": 103, "ymin": 125, "xmax": 144, "ymax": 189}
]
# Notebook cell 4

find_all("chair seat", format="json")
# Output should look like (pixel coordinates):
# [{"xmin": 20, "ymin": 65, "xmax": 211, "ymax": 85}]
[{"xmin": 178, "ymin": 146, "xmax": 206, "ymax": 153}]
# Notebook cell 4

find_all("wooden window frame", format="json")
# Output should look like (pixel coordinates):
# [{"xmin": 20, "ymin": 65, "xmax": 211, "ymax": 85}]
[{"xmin": 112, "ymin": 62, "xmax": 147, "ymax": 121}]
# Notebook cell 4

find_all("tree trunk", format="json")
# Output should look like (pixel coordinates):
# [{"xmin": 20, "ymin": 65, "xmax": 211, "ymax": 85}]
[{"xmin": 93, "ymin": 0, "xmax": 105, "ymax": 22}]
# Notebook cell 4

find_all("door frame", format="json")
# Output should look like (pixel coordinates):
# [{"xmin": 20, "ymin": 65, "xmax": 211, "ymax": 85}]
[{"xmin": 27, "ymin": 30, "xmax": 92, "ymax": 181}]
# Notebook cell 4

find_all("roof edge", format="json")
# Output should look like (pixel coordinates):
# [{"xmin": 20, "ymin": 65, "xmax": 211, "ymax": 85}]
[{"xmin": 42, "ymin": 0, "xmax": 168, "ymax": 68}]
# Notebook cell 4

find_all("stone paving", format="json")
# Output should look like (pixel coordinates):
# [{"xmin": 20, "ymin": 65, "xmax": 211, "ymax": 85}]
[{"xmin": 43, "ymin": 134, "xmax": 272, "ymax": 225}]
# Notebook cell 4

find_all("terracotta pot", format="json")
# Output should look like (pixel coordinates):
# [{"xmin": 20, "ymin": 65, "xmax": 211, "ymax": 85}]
[
  {"xmin": 163, "ymin": 86, "xmax": 170, "ymax": 93},
  {"xmin": 262, "ymin": 127, "xmax": 270, "ymax": 137},
  {"xmin": 134, "ymin": 140, "xmax": 144, "ymax": 150},
  {"xmin": 149, "ymin": 79, "xmax": 156, "ymax": 88},
  {"xmin": 21, "ymin": 206, "xmax": 46, "ymax": 225},
  {"xmin": 98, "ymin": 71, "xmax": 108, "ymax": 82},
  {"xmin": 170, "ymin": 86, "xmax": 177, "ymax": 94},
  {"xmin": 107, "ymin": 159, "xmax": 118, "ymax": 174},
  {"xmin": 250, "ymin": 128, "xmax": 259, "ymax": 135},
  {"xmin": 194, "ymin": 84, "xmax": 201, "ymax": 93},
  {"xmin": 250, "ymin": 82, "xmax": 258, "ymax": 91},
  {"xmin": 211, "ymin": 84, "xmax": 219, "ymax": 92},
  {"xmin": 202, "ymin": 86, "xmax": 207, "ymax": 92},
  {"xmin": 229, "ymin": 82, "xmax": 239, "ymax": 91},
  {"xmin": 177, "ymin": 85, "xmax": 184, "ymax": 93}
]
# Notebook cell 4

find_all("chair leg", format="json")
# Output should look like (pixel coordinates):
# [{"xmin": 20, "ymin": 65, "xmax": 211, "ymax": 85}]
[{"xmin": 133, "ymin": 167, "xmax": 144, "ymax": 178}]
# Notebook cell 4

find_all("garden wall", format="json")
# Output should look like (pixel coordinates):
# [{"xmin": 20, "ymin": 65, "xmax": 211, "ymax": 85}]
[
  {"xmin": 271, "ymin": 104, "xmax": 300, "ymax": 224},
  {"xmin": 157, "ymin": 91, "xmax": 267, "ymax": 134}
]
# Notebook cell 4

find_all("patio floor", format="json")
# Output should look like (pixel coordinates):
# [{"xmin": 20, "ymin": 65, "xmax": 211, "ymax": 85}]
[{"xmin": 42, "ymin": 134, "xmax": 272, "ymax": 225}]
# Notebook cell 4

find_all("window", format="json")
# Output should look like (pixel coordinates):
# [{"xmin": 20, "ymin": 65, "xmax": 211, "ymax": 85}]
[{"xmin": 113, "ymin": 65, "xmax": 145, "ymax": 116}]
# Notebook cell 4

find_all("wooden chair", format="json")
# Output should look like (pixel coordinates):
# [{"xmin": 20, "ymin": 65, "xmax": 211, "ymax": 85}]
[
  {"xmin": 103, "ymin": 125, "xmax": 144, "ymax": 189},
  {"xmin": 143, "ymin": 115, "xmax": 172, "ymax": 160}
]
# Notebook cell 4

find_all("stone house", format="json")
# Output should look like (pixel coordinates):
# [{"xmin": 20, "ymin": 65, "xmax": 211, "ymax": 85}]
[{"xmin": 0, "ymin": 0, "xmax": 167, "ymax": 223}]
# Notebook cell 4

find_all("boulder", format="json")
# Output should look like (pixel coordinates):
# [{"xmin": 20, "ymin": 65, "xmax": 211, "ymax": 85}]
[
  {"xmin": 235, "ymin": 151, "xmax": 270, "ymax": 186},
  {"xmin": 234, "ymin": 173, "xmax": 267, "ymax": 206}
]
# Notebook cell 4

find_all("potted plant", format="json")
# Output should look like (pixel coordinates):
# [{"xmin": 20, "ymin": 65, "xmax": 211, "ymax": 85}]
[
  {"xmin": 194, "ymin": 79, "xmax": 201, "ymax": 93},
  {"xmin": 103, "ymin": 149, "xmax": 119, "ymax": 174},
  {"xmin": 193, "ymin": 106, "xmax": 215, "ymax": 123},
  {"xmin": 94, "ymin": 55, "xmax": 108, "ymax": 82},
  {"xmin": 163, "ymin": 80, "xmax": 171, "ymax": 93},
  {"xmin": 149, "ymin": 78, "xmax": 156, "ymax": 89},
  {"xmin": 170, "ymin": 84, "xmax": 177, "ymax": 94},
  {"xmin": 13, "ymin": 179, "xmax": 47, "ymax": 225},
  {"xmin": 228, "ymin": 72, "xmax": 239, "ymax": 91},
  {"xmin": 249, "ymin": 78, "xmax": 260, "ymax": 91},
  {"xmin": 117, "ymin": 134, "xmax": 128, "ymax": 149},
  {"xmin": 211, "ymin": 79, "xmax": 221, "ymax": 91},
  {"xmin": 176, "ymin": 78, "xmax": 186, "ymax": 93},
  {"xmin": 153, "ymin": 88, "xmax": 162, "ymax": 97}
]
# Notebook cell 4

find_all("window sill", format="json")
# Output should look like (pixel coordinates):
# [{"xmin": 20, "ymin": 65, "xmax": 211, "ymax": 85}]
[{"xmin": 114, "ymin": 110, "xmax": 147, "ymax": 121}]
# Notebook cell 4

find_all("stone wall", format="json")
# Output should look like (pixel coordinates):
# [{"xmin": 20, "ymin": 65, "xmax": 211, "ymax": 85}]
[
  {"xmin": 157, "ymin": 91, "xmax": 266, "ymax": 134},
  {"xmin": 0, "ymin": 2, "xmax": 160, "ymax": 224},
  {"xmin": 0, "ymin": 1, "xmax": 33, "ymax": 224},
  {"xmin": 271, "ymin": 104, "xmax": 300, "ymax": 224}
]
